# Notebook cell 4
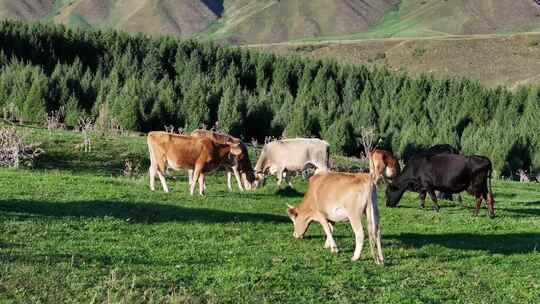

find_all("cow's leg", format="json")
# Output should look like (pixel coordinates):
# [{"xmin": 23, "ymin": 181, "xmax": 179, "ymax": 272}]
[
  {"xmin": 232, "ymin": 167, "xmax": 244, "ymax": 191},
  {"xmin": 198, "ymin": 173, "xmax": 206, "ymax": 196},
  {"xmin": 366, "ymin": 198, "xmax": 384, "ymax": 265},
  {"xmin": 190, "ymin": 166, "xmax": 201, "ymax": 196},
  {"xmin": 156, "ymin": 170, "xmax": 169, "ymax": 193},
  {"xmin": 487, "ymin": 192, "xmax": 495, "ymax": 218},
  {"xmin": 226, "ymin": 170, "xmax": 233, "ymax": 191},
  {"xmin": 349, "ymin": 216, "xmax": 365, "ymax": 261},
  {"xmin": 323, "ymin": 221, "xmax": 336, "ymax": 248},
  {"xmin": 320, "ymin": 218, "xmax": 338, "ymax": 253},
  {"xmin": 428, "ymin": 191, "xmax": 440, "ymax": 211},
  {"xmin": 149, "ymin": 165, "xmax": 157, "ymax": 191},
  {"xmin": 284, "ymin": 171, "xmax": 293, "ymax": 188},
  {"xmin": 188, "ymin": 169, "xmax": 194, "ymax": 188},
  {"xmin": 419, "ymin": 191, "xmax": 427, "ymax": 209},
  {"xmin": 474, "ymin": 196, "xmax": 482, "ymax": 216},
  {"xmin": 276, "ymin": 168, "xmax": 284, "ymax": 187}
]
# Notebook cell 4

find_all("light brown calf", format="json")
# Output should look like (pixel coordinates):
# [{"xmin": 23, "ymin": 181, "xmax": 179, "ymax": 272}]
[
  {"xmin": 287, "ymin": 150, "xmax": 397, "ymax": 264},
  {"xmin": 190, "ymin": 129, "xmax": 255, "ymax": 191},
  {"xmin": 147, "ymin": 131, "xmax": 242, "ymax": 195}
]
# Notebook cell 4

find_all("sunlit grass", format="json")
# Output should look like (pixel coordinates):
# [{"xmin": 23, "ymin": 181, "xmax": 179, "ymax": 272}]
[{"xmin": 0, "ymin": 124, "xmax": 539, "ymax": 303}]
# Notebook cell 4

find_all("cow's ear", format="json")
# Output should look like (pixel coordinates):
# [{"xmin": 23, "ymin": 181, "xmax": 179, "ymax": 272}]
[
  {"xmin": 287, "ymin": 204, "xmax": 298, "ymax": 217},
  {"xmin": 229, "ymin": 143, "xmax": 242, "ymax": 156}
]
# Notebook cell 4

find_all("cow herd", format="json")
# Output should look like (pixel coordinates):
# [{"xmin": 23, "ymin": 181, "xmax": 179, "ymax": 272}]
[{"xmin": 146, "ymin": 130, "xmax": 496, "ymax": 264}]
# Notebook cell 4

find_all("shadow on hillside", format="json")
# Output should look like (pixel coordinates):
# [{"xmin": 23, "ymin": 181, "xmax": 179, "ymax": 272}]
[
  {"xmin": 387, "ymin": 232, "xmax": 540, "ymax": 255},
  {"xmin": 36, "ymin": 150, "xmax": 125, "ymax": 175},
  {"xmin": 202, "ymin": 0, "xmax": 224, "ymax": 16},
  {"xmin": 0, "ymin": 251, "xmax": 172, "ymax": 267},
  {"xmin": 36, "ymin": 150, "xmax": 151, "ymax": 176},
  {"xmin": 0, "ymin": 199, "xmax": 288, "ymax": 224}
]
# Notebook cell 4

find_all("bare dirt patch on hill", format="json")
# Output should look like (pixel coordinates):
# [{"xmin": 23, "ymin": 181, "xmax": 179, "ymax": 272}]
[{"xmin": 256, "ymin": 32, "xmax": 540, "ymax": 88}]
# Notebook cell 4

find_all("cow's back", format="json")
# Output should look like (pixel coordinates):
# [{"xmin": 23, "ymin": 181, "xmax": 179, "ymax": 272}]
[
  {"xmin": 264, "ymin": 138, "xmax": 329, "ymax": 170},
  {"xmin": 191, "ymin": 129, "xmax": 239, "ymax": 145},
  {"xmin": 148, "ymin": 131, "xmax": 212, "ymax": 168}
]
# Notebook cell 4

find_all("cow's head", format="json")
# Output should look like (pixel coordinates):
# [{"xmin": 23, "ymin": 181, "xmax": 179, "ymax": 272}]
[
  {"xmin": 385, "ymin": 184, "xmax": 406, "ymax": 207},
  {"xmin": 224, "ymin": 140, "xmax": 256, "ymax": 190},
  {"xmin": 252, "ymin": 168, "xmax": 268, "ymax": 189},
  {"xmin": 287, "ymin": 204, "xmax": 312, "ymax": 239},
  {"xmin": 227, "ymin": 142, "xmax": 243, "ymax": 160},
  {"xmin": 370, "ymin": 150, "xmax": 401, "ymax": 181}
]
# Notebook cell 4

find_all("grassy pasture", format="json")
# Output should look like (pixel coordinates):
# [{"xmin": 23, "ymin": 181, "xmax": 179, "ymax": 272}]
[{"xmin": 0, "ymin": 124, "xmax": 539, "ymax": 303}]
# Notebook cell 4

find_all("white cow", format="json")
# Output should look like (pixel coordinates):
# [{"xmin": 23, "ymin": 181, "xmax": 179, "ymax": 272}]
[{"xmin": 254, "ymin": 138, "xmax": 330, "ymax": 187}]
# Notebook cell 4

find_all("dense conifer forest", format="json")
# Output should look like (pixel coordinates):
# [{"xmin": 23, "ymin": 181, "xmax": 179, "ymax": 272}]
[{"xmin": 0, "ymin": 21, "xmax": 538, "ymax": 177}]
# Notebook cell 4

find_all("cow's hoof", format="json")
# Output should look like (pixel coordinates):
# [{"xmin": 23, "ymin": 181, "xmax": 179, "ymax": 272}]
[
  {"xmin": 419, "ymin": 205, "xmax": 425, "ymax": 209},
  {"xmin": 433, "ymin": 206, "xmax": 440, "ymax": 212},
  {"xmin": 489, "ymin": 214, "xmax": 496, "ymax": 219},
  {"xmin": 330, "ymin": 247, "xmax": 339, "ymax": 254},
  {"xmin": 351, "ymin": 255, "xmax": 360, "ymax": 262}
]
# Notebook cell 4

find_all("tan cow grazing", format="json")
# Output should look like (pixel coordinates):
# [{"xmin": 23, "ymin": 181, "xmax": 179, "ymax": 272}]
[
  {"xmin": 287, "ymin": 150, "xmax": 398, "ymax": 264},
  {"xmin": 147, "ymin": 131, "xmax": 243, "ymax": 195},
  {"xmin": 190, "ymin": 129, "xmax": 255, "ymax": 191},
  {"xmin": 254, "ymin": 138, "xmax": 330, "ymax": 188}
]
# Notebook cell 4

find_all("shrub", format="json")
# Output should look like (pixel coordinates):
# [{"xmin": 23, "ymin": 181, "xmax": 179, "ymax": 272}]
[{"xmin": 0, "ymin": 127, "xmax": 44, "ymax": 168}]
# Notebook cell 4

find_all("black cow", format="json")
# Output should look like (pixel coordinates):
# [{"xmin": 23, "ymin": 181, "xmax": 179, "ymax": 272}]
[
  {"xmin": 422, "ymin": 144, "xmax": 460, "ymax": 155},
  {"xmin": 412, "ymin": 144, "xmax": 460, "ymax": 201},
  {"xmin": 386, "ymin": 153, "xmax": 495, "ymax": 218}
]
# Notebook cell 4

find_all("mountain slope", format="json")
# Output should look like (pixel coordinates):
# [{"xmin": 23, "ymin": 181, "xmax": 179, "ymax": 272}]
[
  {"xmin": 203, "ymin": 0, "xmax": 400, "ymax": 44},
  {"xmin": 53, "ymin": 0, "xmax": 220, "ymax": 37},
  {"xmin": 0, "ymin": 0, "xmax": 53, "ymax": 21},
  {"xmin": 285, "ymin": 0, "xmax": 540, "ymax": 42},
  {"xmin": 1, "ymin": 0, "xmax": 539, "ymax": 43}
]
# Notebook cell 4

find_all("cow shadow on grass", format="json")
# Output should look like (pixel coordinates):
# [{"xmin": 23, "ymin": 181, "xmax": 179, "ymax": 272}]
[
  {"xmin": 275, "ymin": 187, "xmax": 304, "ymax": 198},
  {"xmin": 497, "ymin": 206, "xmax": 540, "ymax": 217},
  {"xmin": 387, "ymin": 232, "xmax": 540, "ymax": 255},
  {"xmin": 0, "ymin": 199, "xmax": 288, "ymax": 224}
]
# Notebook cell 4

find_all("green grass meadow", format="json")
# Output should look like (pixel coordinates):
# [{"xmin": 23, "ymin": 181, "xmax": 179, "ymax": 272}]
[{"xmin": 1, "ymin": 124, "xmax": 539, "ymax": 303}]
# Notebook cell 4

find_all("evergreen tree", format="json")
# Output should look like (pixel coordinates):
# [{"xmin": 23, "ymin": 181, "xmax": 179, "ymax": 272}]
[{"xmin": 218, "ymin": 86, "xmax": 245, "ymax": 136}]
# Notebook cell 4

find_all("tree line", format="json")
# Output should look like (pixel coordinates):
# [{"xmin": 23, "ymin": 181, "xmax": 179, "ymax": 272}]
[{"xmin": 0, "ymin": 21, "xmax": 538, "ymax": 177}]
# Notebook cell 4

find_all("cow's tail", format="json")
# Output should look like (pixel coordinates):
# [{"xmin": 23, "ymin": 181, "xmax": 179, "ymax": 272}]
[
  {"xmin": 365, "ymin": 176, "xmax": 383, "ymax": 264},
  {"xmin": 147, "ymin": 135, "xmax": 156, "ymax": 167},
  {"xmin": 487, "ymin": 161, "xmax": 495, "ymax": 201},
  {"xmin": 325, "ymin": 143, "xmax": 331, "ymax": 170}
]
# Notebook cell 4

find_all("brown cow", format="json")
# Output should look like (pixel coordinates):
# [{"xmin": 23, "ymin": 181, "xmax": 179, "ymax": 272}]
[
  {"xmin": 190, "ymin": 129, "xmax": 255, "ymax": 191},
  {"xmin": 286, "ymin": 150, "xmax": 398, "ymax": 264},
  {"xmin": 147, "ymin": 131, "xmax": 243, "ymax": 195}
]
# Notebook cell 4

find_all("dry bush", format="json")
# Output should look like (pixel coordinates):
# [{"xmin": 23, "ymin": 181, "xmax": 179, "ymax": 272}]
[
  {"xmin": 77, "ymin": 117, "xmax": 94, "ymax": 153},
  {"xmin": 96, "ymin": 104, "xmax": 127, "ymax": 137},
  {"xmin": 123, "ymin": 159, "xmax": 141, "ymax": 178},
  {"xmin": 0, "ymin": 127, "xmax": 44, "ymax": 168},
  {"xmin": 109, "ymin": 118, "xmax": 127, "ymax": 137},
  {"xmin": 2, "ymin": 102, "xmax": 21, "ymax": 123},
  {"xmin": 518, "ymin": 169, "xmax": 530, "ymax": 183},
  {"xmin": 45, "ymin": 108, "xmax": 65, "ymax": 134}
]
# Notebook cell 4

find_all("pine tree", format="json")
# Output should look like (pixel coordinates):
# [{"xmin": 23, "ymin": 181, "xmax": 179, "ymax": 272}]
[{"xmin": 218, "ymin": 86, "xmax": 245, "ymax": 136}]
